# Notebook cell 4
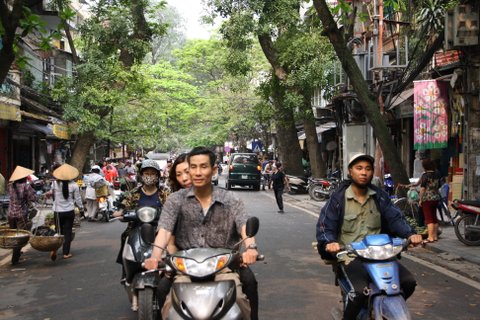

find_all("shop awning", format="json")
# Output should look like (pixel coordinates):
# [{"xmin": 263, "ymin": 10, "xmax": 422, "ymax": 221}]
[
  {"xmin": 298, "ymin": 122, "xmax": 336, "ymax": 140},
  {"xmin": 387, "ymin": 88, "xmax": 414, "ymax": 110},
  {"xmin": 20, "ymin": 122, "xmax": 55, "ymax": 137}
]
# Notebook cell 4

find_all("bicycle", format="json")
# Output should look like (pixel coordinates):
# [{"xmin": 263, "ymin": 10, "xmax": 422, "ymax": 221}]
[{"xmin": 392, "ymin": 186, "xmax": 426, "ymax": 236}]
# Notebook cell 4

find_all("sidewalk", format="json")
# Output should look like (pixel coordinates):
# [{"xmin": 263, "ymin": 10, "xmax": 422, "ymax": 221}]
[{"xmin": 278, "ymin": 191, "xmax": 480, "ymax": 265}]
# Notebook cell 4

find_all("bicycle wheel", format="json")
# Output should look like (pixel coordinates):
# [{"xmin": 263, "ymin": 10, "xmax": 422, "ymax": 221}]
[
  {"xmin": 437, "ymin": 201, "xmax": 454, "ymax": 226},
  {"xmin": 393, "ymin": 198, "xmax": 419, "ymax": 220},
  {"xmin": 454, "ymin": 214, "xmax": 480, "ymax": 246}
]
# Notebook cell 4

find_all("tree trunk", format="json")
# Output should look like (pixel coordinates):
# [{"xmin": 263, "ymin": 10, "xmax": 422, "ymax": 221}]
[
  {"xmin": 0, "ymin": 0, "xmax": 24, "ymax": 84},
  {"xmin": 0, "ymin": 49, "xmax": 15, "ymax": 85},
  {"xmin": 304, "ymin": 116, "xmax": 326, "ymax": 178},
  {"xmin": 313, "ymin": 0, "xmax": 410, "ymax": 185},
  {"xmin": 69, "ymin": 131, "xmax": 95, "ymax": 172},
  {"xmin": 271, "ymin": 76, "xmax": 304, "ymax": 176}
]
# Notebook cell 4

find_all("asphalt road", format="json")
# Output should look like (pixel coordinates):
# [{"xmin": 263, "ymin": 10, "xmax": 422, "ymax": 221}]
[{"xmin": 0, "ymin": 185, "xmax": 479, "ymax": 319}]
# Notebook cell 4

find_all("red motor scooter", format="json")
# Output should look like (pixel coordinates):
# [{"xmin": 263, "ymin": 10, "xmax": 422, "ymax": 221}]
[{"xmin": 452, "ymin": 199, "xmax": 480, "ymax": 246}]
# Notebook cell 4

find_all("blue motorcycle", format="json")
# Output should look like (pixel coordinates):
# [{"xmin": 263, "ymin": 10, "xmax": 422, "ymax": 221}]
[{"xmin": 332, "ymin": 234, "xmax": 411, "ymax": 320}]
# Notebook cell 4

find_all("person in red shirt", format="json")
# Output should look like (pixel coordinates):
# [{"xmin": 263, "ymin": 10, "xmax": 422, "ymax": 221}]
[{"xmin": 104, "ymin": 165, "xmax": 118, "ymax": 183}]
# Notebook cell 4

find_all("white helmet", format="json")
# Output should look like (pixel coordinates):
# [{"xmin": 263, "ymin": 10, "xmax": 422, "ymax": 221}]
[{"xmin": 140, "ymin": 159, "xmax": 161, "ymax": 175}]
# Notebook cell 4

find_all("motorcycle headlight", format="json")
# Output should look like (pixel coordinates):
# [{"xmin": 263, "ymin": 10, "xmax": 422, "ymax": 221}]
[
  {"xmin": 171, "ymin": 254, "xmax": 231, "ymax": 277},
  {"xmin": 355, "ymin": 244, "xmax": 403, "ymax": 260},
  {"xmin": 137, "ymin": 207, "xmax": 156, "ymax": 223}
]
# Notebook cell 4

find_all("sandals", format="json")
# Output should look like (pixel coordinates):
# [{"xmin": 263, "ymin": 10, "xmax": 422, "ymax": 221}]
[
  {"xmin": 423, "ymin": 239, "xmax": 435, "ymax": 244},
  {"xmin": 63, "ymin": 254, "xmax": 73, "ymax": 259}
]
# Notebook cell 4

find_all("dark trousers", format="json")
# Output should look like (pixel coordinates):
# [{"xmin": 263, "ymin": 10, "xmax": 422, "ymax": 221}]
[
  {"xmin": 239, "ymin": 266, "xmax": 259, "ymax": 320},
  {"xmin": 341, "ymin": 258, "xmax": 416, "ymax": 320},
  {"xmin": 156, "ymin": 267, "xmax": 259, "ymax": 320},
  {"xmin": 8, "ymin": 216, "xmax": 28, "ymax": 264},
  {"xmin": 273, "ymin": 186, "xmax": 284, "ymax": 210},
  {"xmin": 55, "ymin": 210, "xmax": 75, "ymax": 255}
]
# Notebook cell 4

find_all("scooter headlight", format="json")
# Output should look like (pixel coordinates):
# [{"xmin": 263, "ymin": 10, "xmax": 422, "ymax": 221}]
[
  {"xmin": 137, "ymin": 207, "xmax": 156, "ymax": 223},
  {"xmin": 355, "ymin": 244, "xmax": 403, "ymax": 260},
  {"xmin": 171, "ymin": 254, "xmax": 231, "ymax": 277}
]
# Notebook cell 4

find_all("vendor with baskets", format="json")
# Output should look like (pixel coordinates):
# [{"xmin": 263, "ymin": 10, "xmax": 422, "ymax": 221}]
[
  {"xmin": 6, "ymin": 166, "xmax": 37, "ymax": 265},
  {"xmin": 51, "ymin": 164, "xmax": 84, "ymax": 260}
]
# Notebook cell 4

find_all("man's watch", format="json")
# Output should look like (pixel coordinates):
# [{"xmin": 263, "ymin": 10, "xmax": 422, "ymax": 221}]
[{"xmin": 246, "ymin": 243, "xmax": 258, "ymax": 250}]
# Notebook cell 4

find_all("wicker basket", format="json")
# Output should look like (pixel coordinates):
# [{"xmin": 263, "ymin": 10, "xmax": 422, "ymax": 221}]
[
  {"xmin": 0, "ymin": 229, "xmax": 31, "ymax": 249},
  {"xmin": 29, "ymin": 235, "xmax": 64, "ymax": 252}
]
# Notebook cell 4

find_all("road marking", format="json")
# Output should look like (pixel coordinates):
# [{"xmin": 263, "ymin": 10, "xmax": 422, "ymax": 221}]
[
  {"xmin": 403, "ymin": 253, "xmax": 480, "ymax": 290},
  {"xmin": 263, "ymin": 192, "xmax": 321, "ymax": 218}
]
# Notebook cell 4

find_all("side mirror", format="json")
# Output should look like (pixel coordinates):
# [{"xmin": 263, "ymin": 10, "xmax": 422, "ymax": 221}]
[
  {"xmin": 140, "ymin": 224, "xmax": 156, "ymax": 244},
  {"xmin": 246, "ymin": 217, "xmax": 259, "ymax": 238}
]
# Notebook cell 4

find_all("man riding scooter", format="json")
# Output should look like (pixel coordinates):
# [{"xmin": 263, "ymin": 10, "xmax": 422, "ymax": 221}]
[
  {"xmin": 316, "ymin": 154, "xmax": 423, "ymax": 320},
  {"xmin": 145, "ymin": 147, "xmax": 260, "ymax": 320}
]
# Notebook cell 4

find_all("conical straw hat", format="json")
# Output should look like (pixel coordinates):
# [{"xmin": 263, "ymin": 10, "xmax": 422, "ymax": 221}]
[
  {"xmin": 9, "ymin": 166, "xmax": 34, "ymax": 182},
  {"xmin": 53, "ymin": 164, "xmax": 79, "ymax": 181}
]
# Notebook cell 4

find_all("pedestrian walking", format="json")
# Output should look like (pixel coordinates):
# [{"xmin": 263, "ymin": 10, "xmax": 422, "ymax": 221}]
[
  {"xmin": 7, "ymin": 166, "xmax": 37, "ymax": 265},
  {"xmin": 418, "ymin": 158, "xmax": 442, "ymax": 243},
  {"xmin": 271, "ymin": 162, "xmax": 290, "ymax": 213},
  {"xmin": 51, "ymin": 164, "xmax": 84, "ymax": 260},
  {"xmin": 84, "ymin": 165, "xmax": 107, "ymax": 221}
]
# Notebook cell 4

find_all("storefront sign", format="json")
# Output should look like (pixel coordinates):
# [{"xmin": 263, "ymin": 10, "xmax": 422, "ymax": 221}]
[
  {"xmin": 52, "ymin": 124, "xmax": 70, "ymax": 140},
  {"xmin": 413, "ymin": 80, "xmax": 448, "ymax": 150},
  {"xmin": 0, "ymin": 102, "xmax": 21, "ymax": 121}
]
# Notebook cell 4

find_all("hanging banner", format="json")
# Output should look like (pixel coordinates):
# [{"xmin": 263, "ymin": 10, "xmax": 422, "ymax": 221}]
[{"xmin": 413, "ymin": 80, "xmax": 449, "ymax": 150}]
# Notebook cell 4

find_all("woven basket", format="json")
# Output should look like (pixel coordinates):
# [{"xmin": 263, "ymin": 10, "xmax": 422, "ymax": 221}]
[
  {"xmin": 0, "ymin": 229, "xmax": 31, "ymax": 249},
  {"xmin": 29, "ymin": 235, "xmax": 64, "ymax": 252}
]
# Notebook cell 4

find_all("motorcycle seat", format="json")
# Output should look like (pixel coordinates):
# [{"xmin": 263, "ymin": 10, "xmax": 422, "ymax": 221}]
[{"xmin": 456, "ymin": 199, "xmax": 480, "ymax": 207}]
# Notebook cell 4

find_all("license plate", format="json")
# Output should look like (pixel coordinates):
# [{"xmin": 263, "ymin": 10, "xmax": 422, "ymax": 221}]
[{"xmin": 241, "ymin": 175, "xmax": 248, "ymax": 179}]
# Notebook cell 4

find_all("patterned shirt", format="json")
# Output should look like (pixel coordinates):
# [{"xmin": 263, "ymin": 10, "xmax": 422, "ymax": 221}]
[
  {"xmin": 158, "ymin": 187, "xmax": 249, "ymax": 250},
  {"xmin": 7, "ymin": 182, "xmax": 37, "ymax": 218},
  {"xmin": 419, "ymin": 171, "xmax": 441, "ymax": 202},
  {"xmin": 118, "ymin": 186, "xmax": 169, "ymax": 210}
]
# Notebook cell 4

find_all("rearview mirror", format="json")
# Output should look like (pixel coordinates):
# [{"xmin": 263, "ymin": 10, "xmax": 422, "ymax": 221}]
[{"xmin": 246, "ymin": 217, "xmax": 259, "ymax": 238}]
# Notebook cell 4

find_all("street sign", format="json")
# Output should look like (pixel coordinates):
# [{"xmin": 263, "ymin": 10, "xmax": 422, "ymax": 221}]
[{"xmin": 252, "ymin": 140, "xmax": 263, "ymax": 153}]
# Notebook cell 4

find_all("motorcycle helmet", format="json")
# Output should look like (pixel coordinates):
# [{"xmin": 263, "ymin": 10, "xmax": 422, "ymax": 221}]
[{"xmin": 140, "ymin": 159, "xmax": 161, "ymax": 175}]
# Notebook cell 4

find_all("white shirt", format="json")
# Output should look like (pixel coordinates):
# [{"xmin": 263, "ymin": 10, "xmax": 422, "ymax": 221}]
[
  {"xmin": 85, "ymin": 173, "xmax": 107, "ymax": 200},
  {"xmin": 52, "ymin": 181, "xmax": 83, "ymax": 212}
]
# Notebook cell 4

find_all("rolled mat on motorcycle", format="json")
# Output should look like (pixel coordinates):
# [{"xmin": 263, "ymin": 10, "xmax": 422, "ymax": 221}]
[
  {"xmin": 141, "ymin": 217, "xmax": 264, "ymax": 320},
  {"xmin": 331, "ymin": 234, "xmax": 412, "ymax": 320}
]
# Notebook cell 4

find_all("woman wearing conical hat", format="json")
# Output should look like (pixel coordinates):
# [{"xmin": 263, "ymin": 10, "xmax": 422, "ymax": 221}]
[
  {"xmin": 51, "ymin": 163, "xmax": 84, "ymax": 260},
  {"xmin": 7, "ymin": 166, "xmax": 37, "ymax": 265}
]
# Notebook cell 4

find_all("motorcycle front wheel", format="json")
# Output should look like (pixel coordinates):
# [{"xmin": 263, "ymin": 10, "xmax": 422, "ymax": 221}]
[
  {"xmin": 138, "ymin": 288, "xmax": 160, "ymax": 320},
  {"xmin": 454, "ymin": 214, "xmax": 480, "ymax": 246},
  {"xmin": 309, "ymin": 185, "xmax": 327, "ymax": 201}
]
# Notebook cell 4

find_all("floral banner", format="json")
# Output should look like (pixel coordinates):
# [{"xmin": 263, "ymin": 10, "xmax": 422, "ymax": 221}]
[{"xmin": 413, "ymin": 80, "xmax": 448, "ymax": 150}]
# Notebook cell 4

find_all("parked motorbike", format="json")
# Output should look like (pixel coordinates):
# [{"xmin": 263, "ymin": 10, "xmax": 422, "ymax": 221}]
[
  {"xmin": 384, "ymin": 173, "xmax": 394, "ymax": 196},
  {"xmin": 332, "ymin": 234, "xmax": 412, "ymax": 320},
  {"xmin": 141, "ymin": 217, "xmax": 263, "ymax": 320},
  {"xmin": 308, "ymin": 177, "xmax": 338, "ymax": 201},
  {"xmin": 121, "ymin": 206, "xmax": 162, "ymax": 319},
  {"xmin": 452, "ymin": 199, "xmax": 480, "ymax": 246},
  {"xmin": 286, "ymin": 175, "xmax": 309, "ymax": 194}
]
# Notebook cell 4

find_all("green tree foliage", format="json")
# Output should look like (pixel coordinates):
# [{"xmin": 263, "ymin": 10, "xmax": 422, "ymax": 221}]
[{"xmin": 172, "ymin": 38, "xmax": 268, "ymax": 149}]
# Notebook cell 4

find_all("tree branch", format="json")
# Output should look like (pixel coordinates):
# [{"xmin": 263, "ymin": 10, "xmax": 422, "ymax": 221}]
[{"xmin": 257, "ymin": 33, "xmax": 287, "ymax": 80}]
